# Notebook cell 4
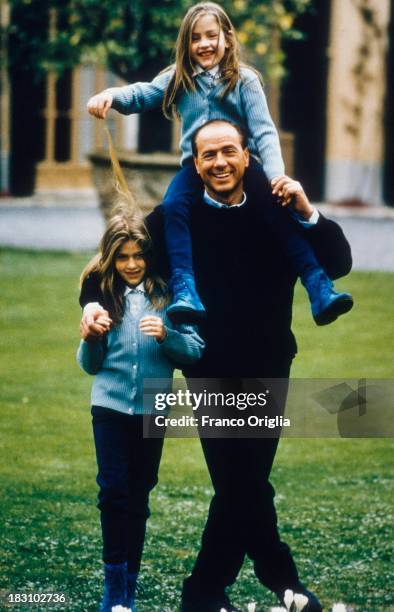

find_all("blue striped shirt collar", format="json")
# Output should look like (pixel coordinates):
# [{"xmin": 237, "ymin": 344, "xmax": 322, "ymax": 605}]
[
  {"xmin": 192, "ymin": 63, "xmax": 221, "ymax": 79},
  {"xmin": 203, "ymin": 189, "xmax": 247, "ymax": 209},
  {"xmin": 124, "ymin": 282, "xmax": 145, "ymax": 296}
]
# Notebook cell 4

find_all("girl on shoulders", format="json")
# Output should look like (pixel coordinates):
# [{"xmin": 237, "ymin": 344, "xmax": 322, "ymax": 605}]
[{"xmin": 87, "ymin": 1, "xmax": 353, "ymax": 326}]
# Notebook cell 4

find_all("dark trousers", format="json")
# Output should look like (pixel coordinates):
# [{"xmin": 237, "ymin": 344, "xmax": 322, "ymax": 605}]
[
  {"xmin": 92, "ymin": 407, "xmax": 164, "ymax": 571},
  {"xmin": 162, "ymin": 158, "xmax": 320, "ymax": 278},
  {"xmin": 184, "ymin": 361, "xmax": 300, "ymax": 595}
]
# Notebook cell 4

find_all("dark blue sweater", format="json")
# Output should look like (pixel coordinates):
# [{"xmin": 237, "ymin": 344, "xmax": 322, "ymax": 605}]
[{"xmin": 80, "ymin": 196, "xmax": 352, "ymax": 378}]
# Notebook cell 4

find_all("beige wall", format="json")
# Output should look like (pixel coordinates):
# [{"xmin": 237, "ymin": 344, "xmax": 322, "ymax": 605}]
[{"xmin": 325, "ymin": 0, "xmax": 391, "ymax": 205}]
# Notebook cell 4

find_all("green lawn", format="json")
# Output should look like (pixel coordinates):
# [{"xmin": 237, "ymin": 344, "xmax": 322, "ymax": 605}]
[{"xmin": 0, "ymin": 249, "xmax": 393, "ymax": 611}]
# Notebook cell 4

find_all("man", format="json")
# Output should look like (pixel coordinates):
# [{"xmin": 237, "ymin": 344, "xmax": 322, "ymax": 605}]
[{"xmin": 81, "ymin": 120, "xmax": 352, "ymax": 611}]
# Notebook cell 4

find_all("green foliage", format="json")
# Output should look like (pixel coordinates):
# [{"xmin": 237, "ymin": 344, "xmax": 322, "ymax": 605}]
[
  {"xmin": 7, "ymin": 0, "xmax": 312, "ymax": 82},
  {"xmin": 0, "ymin": 249, "xmax": 393, "ymax": 610}
]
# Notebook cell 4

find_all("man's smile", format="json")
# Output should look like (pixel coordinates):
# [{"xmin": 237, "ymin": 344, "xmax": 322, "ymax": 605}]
[{"xmin": 212, "ymin": 172, "xmax": 231, "ymax": 179}]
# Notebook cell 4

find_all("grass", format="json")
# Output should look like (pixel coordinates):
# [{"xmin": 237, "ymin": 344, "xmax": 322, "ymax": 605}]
[{"xmin": 0, "ymin": 248, "xmax": 393, "ymax": 611}]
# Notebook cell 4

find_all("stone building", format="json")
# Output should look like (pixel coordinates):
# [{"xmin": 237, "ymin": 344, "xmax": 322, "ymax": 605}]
[{"xmin": 1, "ymin": 0, "xmax": 393, "ymax": 206}]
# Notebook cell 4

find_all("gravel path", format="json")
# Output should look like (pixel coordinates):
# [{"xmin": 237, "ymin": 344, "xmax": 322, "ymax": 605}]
[
  {"xmin": 0, "ymin": 203, "xmax": 393, "ymax": 271},
  {"xmin": 0, "ymin": 206, "xmax": 105, "ymax": 252},
  {"xmin": 332, "ymin": 216, "xmax": 394, "ymax": 272}
]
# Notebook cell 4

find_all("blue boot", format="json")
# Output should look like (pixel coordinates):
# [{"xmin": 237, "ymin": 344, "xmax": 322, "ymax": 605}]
[
  {"xmin": 99, "ymin": 562, "xmax": 127, "ymax": 612},
  {"xmin": 302, "ymin": 270, "xmax": 353, "ymax": 326},
  {"xmin": 125, "ymin": 571, "xmax": 138, "ymax": 612},
  {"xmin": 167, "ymin": 270, "xmax": 206, "ymax": 324}
]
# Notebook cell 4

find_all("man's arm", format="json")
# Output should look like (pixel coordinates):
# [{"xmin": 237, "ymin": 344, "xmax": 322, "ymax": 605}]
[
  {"xmin": 79, "ymin": 271, "xmax": 110, "ymax": 336},
  {"xmin": 145, "ymin": 205, "xmax": 169, "ymax": 278},
  {"xmin": 79, "ymin": 271, "xmax": 103, "ymax": 308},
  {"xmin": 271, "ymin": 176, "xmax": 352, "ymax": 280},
  {"xmin": 304, "ymin": 215, "xmax": 352, "ymax": 280}
]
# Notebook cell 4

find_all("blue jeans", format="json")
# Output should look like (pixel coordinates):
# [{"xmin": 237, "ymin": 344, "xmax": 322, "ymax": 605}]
[
  {"xmin": 162, "ymin": 157, "xmax": 320, "ymax": 278},
  {"xmin": 92, "ymin": 407, "xmax": 164, "ymax": 570}
]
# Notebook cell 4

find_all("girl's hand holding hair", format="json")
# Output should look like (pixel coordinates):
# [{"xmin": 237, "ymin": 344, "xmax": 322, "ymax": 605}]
[
  {"xmin": 87, "ymin": 91, "xmax": 113, "ymax": 119},
  {"xmin": 139, "ymin": 316, "xmax": 167, "ymax": 343}
]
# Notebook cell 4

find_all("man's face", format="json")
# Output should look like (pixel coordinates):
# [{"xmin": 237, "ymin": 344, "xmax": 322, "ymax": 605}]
[{"xmin": 194, "ymin": 123, "xmax": 249, "ymax": 202}]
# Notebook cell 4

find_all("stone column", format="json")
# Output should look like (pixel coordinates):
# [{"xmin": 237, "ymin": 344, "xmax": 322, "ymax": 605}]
[{"xmin": 325, "ymin": 0, "xmax": 391, "ymax": 205}]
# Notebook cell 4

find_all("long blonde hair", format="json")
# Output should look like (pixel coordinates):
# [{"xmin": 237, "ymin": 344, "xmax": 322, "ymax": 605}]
[
  {"xmin": 80, "ymin": 129, "xmax": 169, "ymax": 324},
  {"xmin": 163, "ymin": 2, "xmax": 241, "ymax": 118}
]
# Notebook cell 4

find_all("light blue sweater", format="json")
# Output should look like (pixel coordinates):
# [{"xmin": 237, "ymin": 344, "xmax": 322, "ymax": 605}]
[
  {"xmin": 77, "ymin": 288, "xmax": 204, "ymax": 415},
  {"xmin": 108, "ymin": 66, "xmax": 284, "ymax": 181}
]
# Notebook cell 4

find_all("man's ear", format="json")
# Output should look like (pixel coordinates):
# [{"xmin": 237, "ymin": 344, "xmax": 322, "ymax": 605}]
[
  {"xmin": 194, "ymin": 156, "xmax": 201, "ymax": 175},
  {"xmin": 244, "ymin": 147, "xmax": 250, "ymax": 167}
]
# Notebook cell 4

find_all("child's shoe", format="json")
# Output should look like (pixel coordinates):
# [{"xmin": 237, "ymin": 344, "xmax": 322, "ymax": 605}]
[
  {"xmin": 302, "ymin": 270, "xmax": 353, "ymax": 325},
  {"xmin": 125, "ymin": 571, "xmax": 138, "ymax": 612},
  {"xmin": 100, "ymin": 562, "xmax": 127, "ymax": 612},
  {"xmin": 167, "ymin": 270, "xmax": 206, "ymax": 323}
]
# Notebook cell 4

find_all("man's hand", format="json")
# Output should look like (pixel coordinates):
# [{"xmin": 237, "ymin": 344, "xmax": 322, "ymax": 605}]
[
  {"xmin": 80, "ymin": 314, "xmax": 111, "ymax": 342},
  {"xmin": 271, "ymin": 175, "xmax": 314, "ymax": 220},
  {"xmin": 86, "ymin": 91, "xmax": 113, "ymax": 119},
  {"xmin": 81, "ymin": 306, "xmax": 112, "ymax": 341},
  {"xmin": 139, "ymin": 316, "xmax": 167, "ymax": 343}
]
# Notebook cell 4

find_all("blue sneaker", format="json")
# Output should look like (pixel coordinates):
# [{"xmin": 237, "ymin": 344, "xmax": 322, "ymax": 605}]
[
  {"xmin": 302, "ymin": 270, "xmax": 353, "ymax": 326},
  {"xmin": 125, "ymin": 571, "xmax": 138, "ymax": 612},
  {"xmin": 167, "ymin": 270, "xmax": 206, "ymax": 324},
  {"xmin": 100, "ymin": 562, "xmax": 127, "ymax": 612}
]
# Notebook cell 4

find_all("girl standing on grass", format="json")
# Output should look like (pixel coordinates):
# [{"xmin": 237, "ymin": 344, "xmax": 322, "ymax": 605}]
[
  {"xmin": 77, "ymin": 198, "xmax": 204, "ymax": 611},
  {"xmin": 87, "ymin": 1, "xmax": 353, "ymax": 326}
]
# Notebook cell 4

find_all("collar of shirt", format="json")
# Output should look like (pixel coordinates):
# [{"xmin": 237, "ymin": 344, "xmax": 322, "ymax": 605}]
[
  {"xmin": 192, "ymin": 63, "xmax": 221, "ymax": 79},
  {"xmin": 203, "ymin": 189, "xmax": 247, "ymax": 209},
  {"xmin": 124, "ymin": 282, "xmax": 145, "ymax": 296}
]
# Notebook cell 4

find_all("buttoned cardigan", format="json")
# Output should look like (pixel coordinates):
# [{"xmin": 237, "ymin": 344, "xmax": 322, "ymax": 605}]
[
  {"xmin": 77, "ymin": 288, "xmax": 204, "ymax": 415},
  {"xmin": 108, "ymin": 66, "xmax": 284, "ymax": 181}
]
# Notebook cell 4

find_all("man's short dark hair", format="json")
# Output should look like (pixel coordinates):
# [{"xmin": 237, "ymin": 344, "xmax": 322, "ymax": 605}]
[{"xmin": 191, "ymin": 120, "xmax": 248, "ymax": 157}]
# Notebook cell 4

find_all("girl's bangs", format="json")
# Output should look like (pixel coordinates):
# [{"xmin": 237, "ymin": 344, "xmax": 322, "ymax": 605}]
[{"xmin": 189, "ymin": 9, "xmax": 221, "ymax": 38}]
